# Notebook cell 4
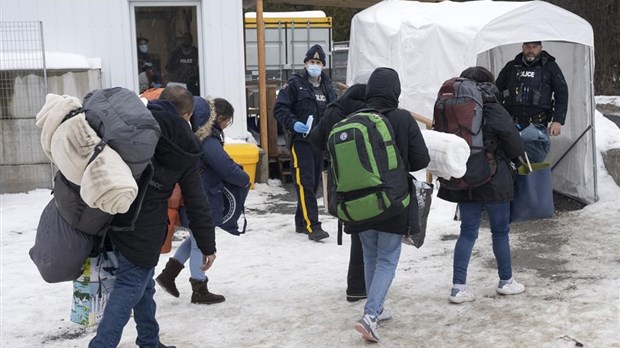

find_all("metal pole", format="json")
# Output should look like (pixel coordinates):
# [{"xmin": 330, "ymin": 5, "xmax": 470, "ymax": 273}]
[{"xmin": 257, "ymin": 0, "xmax": 268, "ymax": 158}]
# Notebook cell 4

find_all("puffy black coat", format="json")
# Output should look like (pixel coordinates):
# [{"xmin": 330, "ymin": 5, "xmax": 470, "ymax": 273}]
[
  {"xmin": 438, "ymin": 83, "xmax": 525, "ymax": 204},
  {"xmin": 345, "ymin": 68, "xmax": 430, "ymax": 235},
  {"xmin": 109, "ymin": 100, "xmax": 216, "ymax": 268},
  {"xmin": 495, "ymin": 50, "xmax": 568, "ymax": 125},
  {"xmin": 274, "ymin": 70, "xmax": 337, "ymax": 143}
]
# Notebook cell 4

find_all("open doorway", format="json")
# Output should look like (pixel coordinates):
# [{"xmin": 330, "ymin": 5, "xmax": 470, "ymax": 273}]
[{"xmin": 132, "ymin": 3, "xmax": 201, "ymax": 95}]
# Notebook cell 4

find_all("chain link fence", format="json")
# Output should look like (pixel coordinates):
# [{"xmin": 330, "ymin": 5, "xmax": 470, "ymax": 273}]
[{"xmin": 0, "ymin": 21, "xmax": 51, "ymax": 193}]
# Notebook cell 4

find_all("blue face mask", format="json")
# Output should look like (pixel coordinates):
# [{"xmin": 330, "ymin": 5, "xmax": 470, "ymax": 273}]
[{"xmin": 306, "ymin": 64, "xmax": 322, "ymax": 78}]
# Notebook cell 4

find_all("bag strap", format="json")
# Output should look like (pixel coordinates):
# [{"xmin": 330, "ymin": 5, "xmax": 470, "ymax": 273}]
[
  {"xmin": 337, "ymin": 219, "xmax": 343, "ymax": 246},
  {"xmin": 238, "ymin": 207, "xmax": 247, "ymax": 235}
]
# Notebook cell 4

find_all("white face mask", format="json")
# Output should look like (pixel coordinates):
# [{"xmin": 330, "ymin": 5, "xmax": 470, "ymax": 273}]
[{"xmin": 139, "ymin": 44, "xmax": 148, "ymax": 53}]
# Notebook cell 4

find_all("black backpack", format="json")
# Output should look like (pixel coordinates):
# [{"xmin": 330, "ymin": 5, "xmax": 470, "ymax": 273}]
[{"xmin": 433, "ymin": 78, "xmax": 497, "ymax": 190}]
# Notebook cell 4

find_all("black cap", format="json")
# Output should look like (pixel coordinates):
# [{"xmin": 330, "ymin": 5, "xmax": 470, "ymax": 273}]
[
  {"xmin": 304, "ymin": 44, "xmax": 326, "ymax": 66},
  {"xmin": 523, "ymin": 41, "xmax": 542, "ymax": 45}
]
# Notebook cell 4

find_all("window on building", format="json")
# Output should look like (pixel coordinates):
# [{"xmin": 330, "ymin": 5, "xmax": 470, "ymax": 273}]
[{"xmin": 133, "ymin": 5, "xmax": 201, "ymax": 95}]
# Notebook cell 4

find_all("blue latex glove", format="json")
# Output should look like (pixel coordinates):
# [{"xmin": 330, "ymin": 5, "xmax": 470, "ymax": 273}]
[{"xmin": 293, "ymin": 121, "xmax": 309, "ymax": 134}]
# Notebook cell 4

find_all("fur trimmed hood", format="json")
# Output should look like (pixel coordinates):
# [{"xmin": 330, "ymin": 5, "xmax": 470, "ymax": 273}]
[{"xmin": 191, "ymin": 96, "xmax": 220, "ymax": 142}]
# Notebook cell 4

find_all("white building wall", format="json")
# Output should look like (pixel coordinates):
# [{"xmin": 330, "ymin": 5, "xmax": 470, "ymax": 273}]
[{"xmin": 0, "ymin": 0, "xmax": 248, "ymax": 139}]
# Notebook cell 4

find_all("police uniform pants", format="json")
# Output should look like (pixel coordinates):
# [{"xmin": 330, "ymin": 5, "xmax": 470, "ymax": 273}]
[{"xmin": 291, "ymin": 140, "xmax": 323, "ymax": 232}]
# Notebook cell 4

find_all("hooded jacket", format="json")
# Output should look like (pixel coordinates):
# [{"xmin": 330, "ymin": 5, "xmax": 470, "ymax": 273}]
[
  {"xmin": 190, "ymin": 97, "xmax": 250, "ymax": 225},
  {"xmin": 109, "ymin": 100, "xmax": 216, "ymax": 268},
  {"xmin": 495, "ymin": 50, "xmax": 568, "ymax": 125},
  {"xmin": 438, "ymin": 82, "xmax": 525, "ymax": 204},
  {"xmin": 310, "ymin": 83, "xmax": 366, "ymax": 152},
  {"xmin": 344, "ymin": 68, "xmax": 430, "ymax": 235},
  {"xmin": 274, "ymin": 70, "xmax": 337, "ymax": 143}
]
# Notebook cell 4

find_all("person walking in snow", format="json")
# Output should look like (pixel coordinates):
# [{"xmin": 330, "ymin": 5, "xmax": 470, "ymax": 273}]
[
  {"xmin": 89, "ymin": 86, "xmax": 216, "ymax": 348},
  {"xmin": 348, "ymin": 67, "xmax": 430, "ymax": 342},
  {"xmin": 273, "ymin": 44, "xmax": 337, "ymax": 242},
  {"xmin": 156, "ymin": 96, "xmax": 249, "ymax": 305},
  {"xmin": 438, "ymin": 66, "xmax": 526, "ymax": 304},
  {"xmin": 309, "ymin": 83, "xmax": 368, "ymax": 302}
]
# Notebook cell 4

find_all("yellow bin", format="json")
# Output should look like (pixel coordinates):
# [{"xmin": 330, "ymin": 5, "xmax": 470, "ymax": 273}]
[{"xmin": 223, "ymin": 143, "xmax": 259, "ymax": 189}]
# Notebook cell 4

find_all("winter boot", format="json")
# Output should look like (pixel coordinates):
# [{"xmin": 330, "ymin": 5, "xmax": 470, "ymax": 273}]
[
  {"xmin": 155, "ymin": 258, "xmax": 184, "ymax": 298},
  {"xmin": 189, "ymin": 278, "xmax": 226, "ymax": 305}
]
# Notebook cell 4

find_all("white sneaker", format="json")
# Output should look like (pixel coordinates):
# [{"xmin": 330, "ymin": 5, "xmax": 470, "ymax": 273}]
[
  {"xmin": 496, "ymin": 279, "xmax": 525, "ymax": 295},
  {"xmin": 377, "ymin": 308, "xmax": 392, "ymax": 323},
  {"xmin": 355, "ymin": 314, "xmax": 380, "ymax": 342},
  {"xmin": 448, "ymin": 287, "xmax": 475, "ymax": 304}
]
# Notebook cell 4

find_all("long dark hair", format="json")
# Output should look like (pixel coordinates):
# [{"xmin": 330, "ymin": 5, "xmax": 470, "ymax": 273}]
[
  {"xmin": 214, "ymin": 98, "xmax": 234, "ymax": 125},
  {"xmin": 459, "ymin": 66, "xmax": 494, "ymax": 83}
]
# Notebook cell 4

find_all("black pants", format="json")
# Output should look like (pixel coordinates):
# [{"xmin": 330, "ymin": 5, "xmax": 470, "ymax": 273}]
[
  {"xmin": 347, "ymin": 233, "xmax": 366, "ymax": 295},
  {"xmin": 291, "ymin": 140, "xmax": 323, "ymax": 232}
]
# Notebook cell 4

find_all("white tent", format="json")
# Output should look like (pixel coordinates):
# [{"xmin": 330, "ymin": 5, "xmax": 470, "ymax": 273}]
[{"xmin": 348, "ymin": 0, "xmax": 597, "ymax": 203}]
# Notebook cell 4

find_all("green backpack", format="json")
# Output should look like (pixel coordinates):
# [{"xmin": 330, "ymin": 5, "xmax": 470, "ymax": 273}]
[{"xmin": 326, "ymin": 109, "xmax": 410, "ymax": 224}]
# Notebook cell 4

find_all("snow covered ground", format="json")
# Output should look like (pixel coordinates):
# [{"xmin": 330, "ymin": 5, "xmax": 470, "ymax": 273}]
[{"xmin": 1, "ymin": 111, "xmax": 619, "ymax": 347}]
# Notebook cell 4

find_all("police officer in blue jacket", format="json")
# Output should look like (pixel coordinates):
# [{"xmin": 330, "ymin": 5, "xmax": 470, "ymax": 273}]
[{"xmin": 274, "ymin": 44, "xmax": 337, "ymax": 241}]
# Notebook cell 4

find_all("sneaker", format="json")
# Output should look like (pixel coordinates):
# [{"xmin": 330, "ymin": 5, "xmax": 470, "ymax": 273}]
[
  {"xmin": 346, "ymin": 292, "xmax": 367, "ymax": 302},
  {"xmin": 448, "ymin": 287, "xmax": 475, "ymax": 304},
  {"xmin": 354, "ymin": 314, "xmax": 380, "ymax": 342},
  {"xmin": 377, "ymin": 308, "xmax": 392, "ymax": 323},
  {"xmin": 307, "ymin": 228, "xmax": 329, "ymax": 241},
  {"xmin": 496, "ymin": 279, "xmax": 525, "ymax": 295}
]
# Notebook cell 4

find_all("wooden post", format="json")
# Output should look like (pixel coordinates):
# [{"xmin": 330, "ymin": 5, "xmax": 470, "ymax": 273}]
[
  {"xmin": 266, "ymin": 84, "xmax": 278, "ymax": 158},
  {"xmin": 257, "ymin": 0, "xmax": 268, "ymax": 158}
]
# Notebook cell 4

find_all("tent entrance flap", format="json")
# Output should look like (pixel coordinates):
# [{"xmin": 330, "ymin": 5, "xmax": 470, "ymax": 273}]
[
  {"xmin": 477, "ymin": 41, "xmax": 596, "ymax": 204},
  {"xmin": 347, "ymin": 1, "xmax": 597, "ymax": 204}
]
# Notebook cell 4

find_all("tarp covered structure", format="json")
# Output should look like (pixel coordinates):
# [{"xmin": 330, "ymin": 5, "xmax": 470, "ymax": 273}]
[{"xmin": 348, "ymin": 0, "xmax": 597, "ymax": 203}]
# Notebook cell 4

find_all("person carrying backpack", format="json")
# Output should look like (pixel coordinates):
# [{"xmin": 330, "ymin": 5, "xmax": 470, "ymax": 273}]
[
  {"xmin": 436, "ymin": 67, "xmax": 525, "ymax": 304},
  {"xmin": 89, "ymin": 86, "xmax": 215, "ymax": 348},
  {"xmin": 310, "ymin": 83, "xmax": 368, "ymax": 302},
  {"xmin": 156, "ymin": 96, "xmax": 249, "ymax": 305},
  {"xmin": 333, "ymin": 68, "xmax": 429, "ymax": 342}
]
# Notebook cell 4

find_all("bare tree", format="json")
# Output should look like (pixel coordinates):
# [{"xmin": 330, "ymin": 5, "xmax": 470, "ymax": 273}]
[{"xmin": 547, "ymin": 0, "xmax": 620, "ymax": 95}]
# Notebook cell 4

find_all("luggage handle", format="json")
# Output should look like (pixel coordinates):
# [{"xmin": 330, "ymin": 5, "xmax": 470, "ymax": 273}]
[{"xmin": 518, "ymin": 152, "xmax": 534, "ymax": 173}]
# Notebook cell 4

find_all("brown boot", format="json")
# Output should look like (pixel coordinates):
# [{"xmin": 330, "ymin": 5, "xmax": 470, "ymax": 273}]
[
  {"xmin": 189, "ymin": 278, "xmax": 226, "ymax": 304},
  {"xmin": 155, "ymin": 258, "xmax": 184, "ymax": 298}
]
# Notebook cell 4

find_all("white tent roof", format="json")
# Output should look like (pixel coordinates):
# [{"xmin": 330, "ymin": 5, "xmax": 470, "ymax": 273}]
[{"xmin": 348, "ymin": 0, "xmax": 597, "ymax": 203}]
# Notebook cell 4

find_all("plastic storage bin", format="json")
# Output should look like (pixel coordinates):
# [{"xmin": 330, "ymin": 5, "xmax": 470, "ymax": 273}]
[{"xmin": 223, "ymin": 143, "xmax": 259, "ymax": 189}]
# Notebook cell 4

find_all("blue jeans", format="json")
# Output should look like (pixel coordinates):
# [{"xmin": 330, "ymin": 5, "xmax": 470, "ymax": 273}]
[
  {"xmin": 453, "ymin": 202, "xmax": 512, "ymax": 285},
  {"xmin": 173, "ymin": 232, "xmax": 207, "ymax": 281},
  {"xmin": 359, "ymin": 229, "xmax": 402, "ymax": 318},
  {"xmin": 89, "ymin": 251, "xmax": 159, "ymax": 348}
]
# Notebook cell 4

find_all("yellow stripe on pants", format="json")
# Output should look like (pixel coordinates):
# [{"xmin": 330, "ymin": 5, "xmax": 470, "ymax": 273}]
[{"xmin": 291, "ymin": 144, "xmax": 312, "ymax": 233}]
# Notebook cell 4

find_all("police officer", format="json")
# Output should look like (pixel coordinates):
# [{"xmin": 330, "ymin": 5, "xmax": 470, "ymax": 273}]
[
  {"xmin": 274, "ymin": 44, "xmax": 337, "ymax": 241},
  {"xmin": 496, "ymin": 41, "xmax": 568, "ymax": 161}
]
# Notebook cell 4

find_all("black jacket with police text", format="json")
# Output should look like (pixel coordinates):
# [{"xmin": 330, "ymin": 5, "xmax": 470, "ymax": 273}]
[
  {"xmin": 274, "ymin": 71, "xmax": 337, "ymax": 143},
  {"xmin": 495, "ymin": 50, "xmax": 568, "ymax": 125}
]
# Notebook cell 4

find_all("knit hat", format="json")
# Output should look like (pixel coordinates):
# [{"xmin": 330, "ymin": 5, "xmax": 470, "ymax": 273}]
[
  {"xmin": 304, "ymin": 44, "xmax": 326, "ymax": 66},
  {"xmin": 523, "ymin": 41, "xmax": 542, "ymax": 46}
]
